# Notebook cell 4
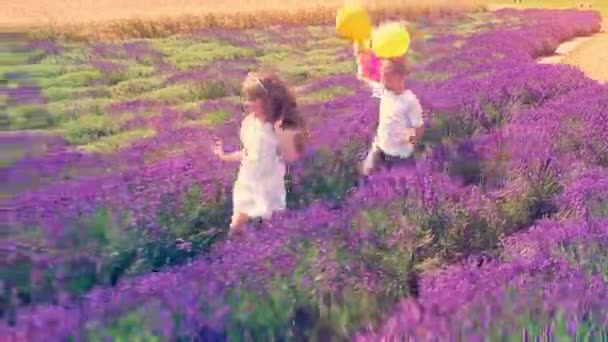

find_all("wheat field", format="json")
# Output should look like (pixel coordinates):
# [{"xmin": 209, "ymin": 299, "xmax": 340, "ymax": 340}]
[{"xmin": 3, "ymin": 0, "xmax": 485, "ymax": 40}]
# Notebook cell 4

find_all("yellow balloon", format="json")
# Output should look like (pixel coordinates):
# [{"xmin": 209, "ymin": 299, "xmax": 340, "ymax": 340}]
[
  {"xmin": 371, "ymin": 22, "xmax": 411, "ymax": 58},
  {"xmin": 354, "ymin": 39, "xmax": 372, "ymax": 52},
  {"xmin": 335, "ymin": 6, "xmax": 372, "ymax": 44}
]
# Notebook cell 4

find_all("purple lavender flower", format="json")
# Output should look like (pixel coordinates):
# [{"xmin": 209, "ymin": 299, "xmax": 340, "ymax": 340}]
[{"xmin": 6, "ymin": 84, "xmax": 46, "ymax": 105}]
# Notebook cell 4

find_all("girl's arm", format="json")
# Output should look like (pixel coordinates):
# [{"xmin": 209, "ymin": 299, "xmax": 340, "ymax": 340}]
[
  {"xmin": 213, "ymin": 139, "xmax": 244, "ymax": 162},
  {"xmin": 219, "ymin": 150, "xmax": 244, "ymax": 162},
  {"xmin": 414, "ymin": 126, "xmax": 425, "ymax": 141}
]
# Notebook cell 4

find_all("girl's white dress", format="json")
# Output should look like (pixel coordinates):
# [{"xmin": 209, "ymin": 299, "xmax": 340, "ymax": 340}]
[{"xmin": 233, "ymin": 114, "xmax": 286, "ymax": 219}]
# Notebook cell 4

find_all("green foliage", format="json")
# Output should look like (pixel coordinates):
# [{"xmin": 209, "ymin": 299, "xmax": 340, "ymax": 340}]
[
  {"xmin": 555, "ymin": 240, "xmax": 608, "ymax": 282},
  {"xmin": 135, "ymin": 183, "xmax": 231, "ymax": 272},
  {"xmin": 156, "ymin": 39, "xmax": 255, "ymax": 70},
  {"xmin": 96, "ymin": 63, "xmax": 157, "ymax": 87},
  {"xmin": 105, "ymin": 71, "xmax": 130, "ymax": 87},
  {"xmin": 590, "ymin": 199, "xmax": 608, "ymax": 218},
  {"xmin": 411, "ymin": 71, "xmax": 452, "ymax": 82},
  {"xmin": 64, "ymin": 113, "xmax": 122, "ymax": 145},
  {"xmin": 285, "ymin": 60, "xmax": 355, "ymax": 83},
  {"xmin": 47, "ymin": 97, "xmax": 110, "ymax": 122},
  {"xmin": 483, "ymin": 305, "xmax": 607, "ymax": 339},
  {"xmin": 5, "ymin": 104, "xmax": 57, "ymax": 130},
  {"xmin": 56, "ymin": 100, "xmax": 139, "ymax": 148},
  {"xmin": 0, "ymin": 147, "xmax": 26, "ymax": 168},
  {"xmin": 81, "ymin": 128, "xmax": 156, "ymax": 153},
  {"xmin": 454, "ymin": 279, "xmax": 608, "ymax": 338},
  {"xmin": 286, "ymin": 144, "xmax": 362, "ymax": 209},
  {"xmin": 499, "ymin": 164, "xmax": 561, "ymax": 234},
  {"xmin": 183, "ymin": 109, "xmax": 231, "ymax": 127},
  {"xmin": 45, "ymin": 69, "xmax": 103, "ymax": 88},
  {"xmin": 448, "ymin": 152, "xmax": 484, "ymax": 185},
  {"xmin": 203, "ymin": 109, "xmax": 230, "ymax": 126},
  {"xmin": 225, "ymin": 242, "xmax": 388, "ymax": 341},
  {"xmin": 1, "ymin": 260, "xmax": 34, "ymax": 325},
  {"xmin": 354, "ymin": 188, "xmax": 497, "ymax": 271},
  {"xmin": 258, "ymin": 45, "xmax": 355, "ymax": 82},
  {"xmin": 57, "ymin": 208, "xmax": 136, "ymax": 277},
  {"xmin": 0, "ymin": 63, "xmax": 63, "ymax": 79},
  {"xmin": 159, "ymin": 184, "xmax": 230, "ymax": 237},
  {"xmin": 225, "ymin": 278, "xmax": 299, "ymax": 341},
  {"xmin": 62, "ymin": 257, "xmax": 99, "ymax": 297},
  {"xmin": 0, "ymin": 51, "xmax": 42, "ymax": 66},
  {"xmin": 483, "ymin": 103, "xmax": 509, "ymax": 127},
  {"xmin": 187, "ymin": 80, "xmax": 232, "ymax": 100},
  {"xmin": 300, "ymin": 86, "xmax": 355, "ymax": 104},
  {"xmin": 4, "ymin": 183, "xmax": 233, "ymax": 322},
  {"xmin": 111, "ymin": 77, "xmax": 164, "ymax": 97},
  {"xmin": 126, "ymin": 64, "xmax": 156, "ymax": 78},
  {"xmin": 256, "ymin": 47, "xmax": 292, "ymax": 65},
  {"xmin": 44, "ymin": 86, "xmax": 79, "ymax": 102},
  {"xmin": 559, "ymin": 117, "xmax": 608, "ymax": 167},
  {"xmin": 87, "ymin": 311, "xmax": 162, "ymax": 342},
  {"xmin": 138, "ymin": 81, "xmax": 231, "ymax": 104},
  {"xmin": 37, "ymin": 44, "xmax": 89, "ymax": 66},
  {"xmin": 1, "ymin": 209, "xmax": 135, "ymax": 323},
  {"xmin": 355, "ymin": 208, "xmax": 418, "ymax": 298},
  {"xmin": 430, "ymin": 113, "xmax": 479, "ymax": 143}
]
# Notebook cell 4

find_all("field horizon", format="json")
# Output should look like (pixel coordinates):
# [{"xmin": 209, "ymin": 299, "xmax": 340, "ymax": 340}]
[
  {"xmin": 6, "ymin": 0, "xmax": 605, "ymax": 42},
  {"xmin": 3, "ymin": 0, "xmax": 484, "ymax": 41}
]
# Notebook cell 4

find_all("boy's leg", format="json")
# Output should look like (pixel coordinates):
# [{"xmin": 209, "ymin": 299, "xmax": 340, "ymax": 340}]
[
  {"xmin": 361, "ymin": 144, "xmax": 384, "ymax": 176},
  {"xmin": 251, "ymin": 217, "xmax": 264, "ymax": 229},
  {"xmin": 385, "ymin": 154, "xmax": 416, "ymax": 170}
]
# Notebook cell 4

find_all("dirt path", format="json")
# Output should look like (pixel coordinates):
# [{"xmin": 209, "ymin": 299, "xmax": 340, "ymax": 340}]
[
  {"xmin": 488, "ymin": 4, "xmax": 607, "ymax": 82},
  {"xmin": 537, "ymin": 36, "xmax": 593, "ymax": 64},
  {"xmin": 560, "ymin": 19, "xmax": 608, "ymax": 83}
]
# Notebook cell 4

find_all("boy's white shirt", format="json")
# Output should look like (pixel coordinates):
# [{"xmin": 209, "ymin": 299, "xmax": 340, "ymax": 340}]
[
  {"xmin": 353, "ymin": 46, "xmax": 423, "ymax": 158},
  {"xmin": 368, "ymin": 81, "xmax": 424, "ymax": 158}
]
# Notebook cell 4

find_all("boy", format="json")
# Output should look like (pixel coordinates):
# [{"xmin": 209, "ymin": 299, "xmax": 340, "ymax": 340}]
[{"xmin": 357, "ymin": 55, "xmax": 424, "ymax": 175}]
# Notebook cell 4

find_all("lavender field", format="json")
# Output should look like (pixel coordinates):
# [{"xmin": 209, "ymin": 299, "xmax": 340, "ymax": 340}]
[{"xmin": 2, "ymin": 8, "xmax": 608, "ymax": 340}]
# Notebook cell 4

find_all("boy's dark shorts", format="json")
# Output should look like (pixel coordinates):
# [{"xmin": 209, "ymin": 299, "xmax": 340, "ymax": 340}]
[{"xmin": 362, "ymin": 144, "xmax": 415, "ymax": 173}]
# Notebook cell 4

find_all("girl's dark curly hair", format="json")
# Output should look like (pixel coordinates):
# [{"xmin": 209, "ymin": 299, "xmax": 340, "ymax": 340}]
[
  {"xmin": 242, "ymin": 70, "xmax": 310, "ymax": 154},
  {"xmin": 241, "ymin": 70, "xmax": 306, "ymax": 130}
]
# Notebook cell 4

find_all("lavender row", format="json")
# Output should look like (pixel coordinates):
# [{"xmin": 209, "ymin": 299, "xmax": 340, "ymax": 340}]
[{"xmin": 3, "ymin": 137, "xmax": 606, "ymax": 339}]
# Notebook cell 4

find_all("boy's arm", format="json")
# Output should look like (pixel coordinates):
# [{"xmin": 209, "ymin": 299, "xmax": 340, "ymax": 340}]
[
  {"xmin": 353, "ymin": 44, "xmax": 381, "ymax": 88},
  {"xmin": 407, "ymin": 97, "xmax": 425, "ymax": 143},
  {"xmin": 359, "ymin": 76, "xmax": 383, "ymax": 91},
  {"xmin": 355, "ymin": 58, "xmax": 384, "ymax": 96}
]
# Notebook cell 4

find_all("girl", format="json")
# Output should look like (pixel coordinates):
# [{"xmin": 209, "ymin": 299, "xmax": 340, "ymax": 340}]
[{"xmin": 212, "ymin": 71, "xmax": 308, "ymax": 236}]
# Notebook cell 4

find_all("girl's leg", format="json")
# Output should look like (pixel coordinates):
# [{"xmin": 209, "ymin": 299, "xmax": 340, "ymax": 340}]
[{"xmin": 229, "ymin": 212, "xmax": 249, "ymax": 236}]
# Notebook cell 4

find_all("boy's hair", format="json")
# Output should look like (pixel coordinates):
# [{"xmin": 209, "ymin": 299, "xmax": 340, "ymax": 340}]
[
  {"xmin": 380, "ymin": 58, "xmax": 410, "ymax": 77},
  {"xmin": 242, "ymin": 70, "xmax": 306, "ymax": 130}
]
